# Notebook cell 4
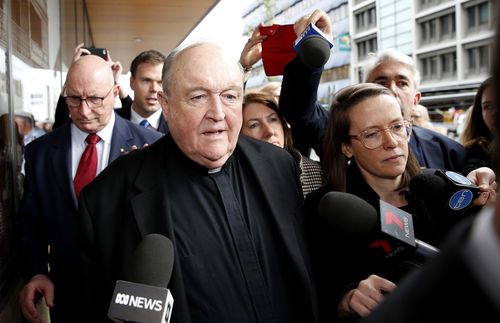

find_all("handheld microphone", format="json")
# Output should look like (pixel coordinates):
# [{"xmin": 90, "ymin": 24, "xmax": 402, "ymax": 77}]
[
  {"xmin": 294, "ymin": 23, "xmax": 333, "ymax": 68},
  {"xmin": 318, "ymin": 192, "xmax": 439, "ymax": 259},
  {"xmin": 108, "ymin": 233, "xmax": 175, "ymax": 323},
  {"xmin": 409, "ymin": 170, "xmax": 480, "ymax": 212}
]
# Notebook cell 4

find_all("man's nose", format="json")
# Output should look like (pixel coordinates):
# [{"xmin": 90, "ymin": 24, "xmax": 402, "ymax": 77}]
[{"xmin": 207, "ymin": 96, "xmax": 225, "ymax": 121}]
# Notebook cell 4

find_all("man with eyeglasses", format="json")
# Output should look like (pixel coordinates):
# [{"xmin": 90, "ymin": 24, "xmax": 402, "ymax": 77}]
[{"xmin": 17, "ymin": 55, "xmax": 162, "ymax": 323}]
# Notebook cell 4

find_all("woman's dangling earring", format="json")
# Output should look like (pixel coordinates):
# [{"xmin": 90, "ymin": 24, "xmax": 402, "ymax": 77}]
[{"xmin": 346, "ymin": 158, "xmax": 352, "ymax": 166}]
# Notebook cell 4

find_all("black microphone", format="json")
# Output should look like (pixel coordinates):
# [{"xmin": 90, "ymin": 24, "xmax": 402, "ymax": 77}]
[
  {"xmin": 108, "ymin": 233, "xmax": 175, "ymax": 323},
  {"xmin": 318, "ymin": 192, "xmax": 439, "ymax": 259},
  {"xmin": 294, "ymin": 23, "xmax": 333, "ymax": 68},
  {"xmin": 409, "ymin": 169, "xmax": 480, "ymax": 212}
]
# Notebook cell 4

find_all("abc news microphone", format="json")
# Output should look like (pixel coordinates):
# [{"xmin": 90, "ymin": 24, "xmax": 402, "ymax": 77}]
[
  {"xmin": 108, "ymin": 234, "xmax": 174, "ymax": 323},
  {"xmin": 318, "ymin": 191, "xmax": 439, "ymax": 260}
]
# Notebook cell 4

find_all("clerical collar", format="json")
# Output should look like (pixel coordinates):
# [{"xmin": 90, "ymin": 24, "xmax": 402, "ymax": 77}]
[{"xmin": 166, "ymin": 135, "xmax": 233, "ymax": 175}]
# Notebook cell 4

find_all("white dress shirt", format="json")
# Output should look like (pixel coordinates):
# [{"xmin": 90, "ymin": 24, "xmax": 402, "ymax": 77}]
[
  {"xmin": 70, "ymin": 112, "xmax": 115, "ymax": 179},
  {"xmin": 130, "ymin": 107, "xmax": 162, "ymax": 130}
]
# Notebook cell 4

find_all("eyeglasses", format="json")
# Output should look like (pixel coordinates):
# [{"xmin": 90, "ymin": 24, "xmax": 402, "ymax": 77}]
[
  {"xmin": 64, "ymin": 85, "xmax": 114, "ymax": 109},
  {"xmin": 349, "ymin": 120, "xmax": 412, "ymax": 150}
]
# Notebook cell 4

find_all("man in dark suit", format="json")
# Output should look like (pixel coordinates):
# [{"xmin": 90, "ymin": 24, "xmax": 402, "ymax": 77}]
[
  {"xmin": 279, "ymin": 11, "xmax": 467, "ymax": 172},
  {"xmin": 115, "ymin": 49, "xmax": 169, "ymax": 134},
  {"xmin": 17, "ymin": 55, "xmax": 162, "ymax": 323},
  {"xmin": 78, "ymin": 42, "xmax": 318, "ymax": 323}
]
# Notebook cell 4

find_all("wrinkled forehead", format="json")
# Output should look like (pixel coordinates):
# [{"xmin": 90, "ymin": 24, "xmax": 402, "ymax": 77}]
[
  {"xmin": 170, "ymin": 49, "xmax": 243, "ymax": 91},
  {"xmin": 368, "ymin": 62, "xmax": 416, "ymax": 84}
]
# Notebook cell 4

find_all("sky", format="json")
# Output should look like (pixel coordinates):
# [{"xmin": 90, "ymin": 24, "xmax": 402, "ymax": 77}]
[{"xmin": 181, "ymin": 0, "xmax": 255, "ymax": 61}]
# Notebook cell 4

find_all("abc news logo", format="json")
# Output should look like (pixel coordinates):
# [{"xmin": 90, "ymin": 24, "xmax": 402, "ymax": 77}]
[{"xmin": 115, "ymin": 293, "xmax": 163, "ymax": 312}]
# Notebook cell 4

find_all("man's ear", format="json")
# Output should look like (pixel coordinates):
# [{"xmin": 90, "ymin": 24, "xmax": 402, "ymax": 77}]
[
  {"xmin": 158, "ymin": 91, "xmax": 169, "ymax": 114},
  {"xmin": 129, "ymin": 76, "xmax": 135, "ymax": 92},
  {"xmin": 413, "ymin": 91, "xmax": 421, "ymax": 106},
  {"xmin": 341, "ymin": 142, "xmax": 353, "ymax": 159}
]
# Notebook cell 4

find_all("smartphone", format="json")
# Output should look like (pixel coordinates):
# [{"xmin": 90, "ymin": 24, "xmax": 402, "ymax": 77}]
[{"xmin": 82, "ymin": 47, "xmax": 108, "ymax": 60}]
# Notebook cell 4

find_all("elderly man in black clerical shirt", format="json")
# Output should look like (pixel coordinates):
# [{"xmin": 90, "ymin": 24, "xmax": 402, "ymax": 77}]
[{"xmin": 77, "ymin": 41, "xmax": 318, "ymax": 323}]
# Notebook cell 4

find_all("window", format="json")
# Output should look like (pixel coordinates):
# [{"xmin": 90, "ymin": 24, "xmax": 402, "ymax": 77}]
[
  {"xmin": 354, "ymin": 5, "xmax": 376, "ymax": 33},
  {"xmin": 465, "ymin": 1, "xmax": 490, "ymax": 33},
  {"xmin": 30, "ymin": 2, "xmax": 42, "ymax": 47},
  {"xmin": 419, "ymin": 11, "xmax": 455, "ymax": 45},
  {"xmin": 420, "ymin": 50, "xmax": 456, "ymax": 81},
  {"xmin": 466, "ymin": 43, "xmax": 490, "ymax": 76},
  {"xmin": 357, "ymin": 36, "xmax": 377, "ymax": 61}
]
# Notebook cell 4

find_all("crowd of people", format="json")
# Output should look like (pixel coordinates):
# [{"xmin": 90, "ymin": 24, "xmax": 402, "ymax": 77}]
[{"xmin": 9, "ymin": 7, "xmax": 499, "ymax": 323}]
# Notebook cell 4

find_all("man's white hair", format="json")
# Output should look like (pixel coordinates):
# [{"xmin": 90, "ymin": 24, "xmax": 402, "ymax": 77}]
[{"xmin": 362, "ymin": 48, "xmax": 421, "ymax": 89}]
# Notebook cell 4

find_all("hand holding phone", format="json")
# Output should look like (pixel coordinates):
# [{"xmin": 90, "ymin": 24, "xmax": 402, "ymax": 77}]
[{"xmin": 82, "ymin": 47, "xmax": 108, "ymax": 60}]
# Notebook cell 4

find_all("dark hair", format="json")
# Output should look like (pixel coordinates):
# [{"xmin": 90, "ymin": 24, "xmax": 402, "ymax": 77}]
[
  {"xmin": 129, "ymin": 50, "xmax": 165, "ymax": 78},
  {"xmin": 242, "ymin": 91, "xmax": 293, "ymax": 148},
  {"xmin": 322, "ymin": 83, "xmax": 421, "ymax": 191},
  {"xmin": 460, "ymin": 77, "xmax": 494, "ymax": 151}
]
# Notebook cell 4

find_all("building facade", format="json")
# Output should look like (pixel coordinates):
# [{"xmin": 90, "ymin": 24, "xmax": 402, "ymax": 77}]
[
  {"xmin": 243, "ymin": 0, "xmax": 494, "ymax": 114},
  {"xmin": 350, "ymin": 0, "xmax": 494, "ymax": 113}
]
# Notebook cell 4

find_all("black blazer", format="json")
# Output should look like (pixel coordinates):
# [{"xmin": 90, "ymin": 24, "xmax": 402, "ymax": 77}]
[
  {"xmin": 279, "ymin": 56, "xmax": 468, "ymax": 172},
  {"xmin": 78, "ymin": 135, "xmax": 319, "ymax": 323}
]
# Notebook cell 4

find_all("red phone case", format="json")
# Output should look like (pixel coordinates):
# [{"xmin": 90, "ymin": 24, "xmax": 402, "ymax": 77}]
[{"xmin": 259, "ymin": 24, "xmax": 297, "ymax": 76}]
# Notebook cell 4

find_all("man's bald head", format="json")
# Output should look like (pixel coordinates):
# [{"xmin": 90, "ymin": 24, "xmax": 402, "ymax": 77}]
[
  {"xmin": 67, "ymin": 55, "xmax": 114, "ymax": 87},
  {"xmin": 64, "ymin": 55, "xmax": 118, "ymax": 133}
]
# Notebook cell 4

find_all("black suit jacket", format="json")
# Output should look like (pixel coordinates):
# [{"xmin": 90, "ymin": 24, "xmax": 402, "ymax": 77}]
[
  {"xmin": 357, "ymin": 213, "xmax": 500, "ymax": 322},
  {"xmin": 16, "ymin": 114, "xmax": 162, "ymax": 320},
  {"xmin": 280, "ymin": 56, "xmax": 468, "ymax": 172},
  {"xmin": 78, "ymin": 134, "xmax": 319, "ymax": 323}
]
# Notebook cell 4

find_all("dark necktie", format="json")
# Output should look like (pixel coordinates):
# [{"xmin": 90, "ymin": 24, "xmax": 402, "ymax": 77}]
[
  {"xmin": 140, "ymin": 119, "xmax": 151, "ymax": 128},
  {"xmin": 74, "ymin": 133, "xmax": 100, "ymax": 198}
]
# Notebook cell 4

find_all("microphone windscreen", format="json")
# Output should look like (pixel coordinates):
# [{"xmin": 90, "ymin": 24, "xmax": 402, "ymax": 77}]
[
  {"xmin": 127, "ymin": 233, "xmax": 174, "ymax": 287},
  {"xmin": 409, "ymin": 172, "xmax": 447, "ymax": 202},
  {"xmin": 318, "ymin": 191, "xmax": 378, "ymax": 236},
  {"xmin": 299, "ymin": 35, "xmax": 331, "ymax": 68}
]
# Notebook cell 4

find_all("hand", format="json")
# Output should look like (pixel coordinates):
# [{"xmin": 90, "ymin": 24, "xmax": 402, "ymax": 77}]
[
  {"xmin": 110, "ymin": 60, "xmax": 123, "ymax": 84},
  {"xmin": 239, "ymin": 23, "xmax": 267, "ymax": 70},
  {"xmin": 467, "ymin": 167, "xmax": 497, "ymax": 206},
  {"xmin": 338, "ymin": 275, "xmax": 396, "ymax": 317},
  {"xmin": 71, "ymin": 43, "xmax": 91, "ymax": 65},
  {"xmin": 19, "ymin": 274, "xmax": 54, "ymax": 323},
  {"xmin": 105, "ymin": 51, "xmax": 129, "ymax": 99},
  {"xmin": 293, "ymin": 9, "xmax": 333, "ymax": 39}
]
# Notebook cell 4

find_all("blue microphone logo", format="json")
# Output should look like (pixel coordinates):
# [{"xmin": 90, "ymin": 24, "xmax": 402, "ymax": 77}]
[
  {"xmin": 445, "ymin": 171, "xmax": 473, "ymax": 185},
  {"xmin": 449, "ymin": 189, "xmax": 474, "ymax": 210}
]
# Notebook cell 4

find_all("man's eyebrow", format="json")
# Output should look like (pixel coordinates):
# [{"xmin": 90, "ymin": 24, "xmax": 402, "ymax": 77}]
[
  {"xmin": 372, "ymin": 76, "xmax": 388, "ymax": 82},
  {"xmin": 395, "ymin": 75, "xmax": 411, "ymax": 81}
]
